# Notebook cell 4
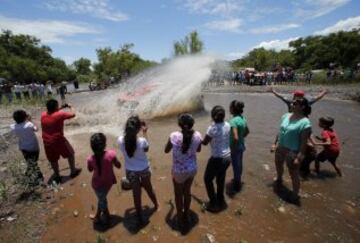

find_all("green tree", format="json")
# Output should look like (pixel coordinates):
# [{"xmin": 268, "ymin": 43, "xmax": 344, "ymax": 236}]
[
  {"xmin": 73, "ymin": 58, "xmax": 91, "ymax": 75},
  {"xmin": 173, "ymin": 31, "xmax": 204, "ymax": 56}
]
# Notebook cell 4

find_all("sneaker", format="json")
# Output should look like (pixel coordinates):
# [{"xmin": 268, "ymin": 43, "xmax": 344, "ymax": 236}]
[
  {"xmin": 217, "ymin": 200, "xmax": 228, "ymax": 210},
  {"xmin": 273, "ymin": 177, "xmax": 282, "ymax": 186},
  {"xmin": 205, "ymin": 202, "xmax": 218, "ymax": 212},
  {"xmin": 70, "ymin": 168, "xmax": 82, "ymax": 178},
  {"xmin": 53, "ymin": 175, "xmax": 62, "ymax": 184}
]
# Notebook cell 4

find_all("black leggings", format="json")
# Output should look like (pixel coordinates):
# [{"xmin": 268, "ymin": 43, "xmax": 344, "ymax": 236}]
[{"xmin": 204, "ymin": 156, "xmax": 230, "ymax": 205}]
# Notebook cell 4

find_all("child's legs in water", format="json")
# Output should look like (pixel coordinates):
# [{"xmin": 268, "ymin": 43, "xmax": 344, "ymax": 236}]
[
  {"xmin": 275, "ymin": 147, "xmax": 287, "ymax": 182},
  {"xmin": 216, "ymin": 157, "xmax": 230, "ymax": 202},
  {"xmin": 172, "ymin": 179, "xmax": 185, "ymax": 219},
  {"xmin": 140, "ymin": 173, "xmax": 158, "ymax": 209},
  {"xmin": 231, "ymin": 147, "xmax": 244, "ymax": 186},
  {"xmin": 183, "ymin": 177, "xmax": 194, "ymax": 217},
  {"xmin": 204, "ymin": 157, "xmax": 218, "ymax": 205},
  {"xmin": 285, "ymin": 152, "xmax": 300, "ymax": 196},
  {"xmin": 95, "ymin": 189, "xmax": 109, "ymax": 213},
  {"xmin": 329, "ymin": 156, "xmax": 342, "ymax": 176}
]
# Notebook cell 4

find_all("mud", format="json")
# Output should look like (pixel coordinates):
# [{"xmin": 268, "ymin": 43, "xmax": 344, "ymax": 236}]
[{"xmin": 32, "ymin": 91, "xmax": 360, "ymax": 243}]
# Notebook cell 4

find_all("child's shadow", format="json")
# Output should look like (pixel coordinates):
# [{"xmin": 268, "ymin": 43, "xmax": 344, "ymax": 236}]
[
  {"xmin": 165, "ymin": 199, "xmax": 199, "ymax": 235},
  {"xmin": 272, "ymin": 182, "xmax": 301, "ymax": 207},
  {"xmin": 309, "ymin": 170, "xmax": 337, "ymax": 180},
  {"xmin": 122, "ymin": 206, "xmax": 155, "ymax": 234},
  {"xmin": 46, "ymin": 173, "xmax": 72, "ymax": 185},
  {"xmin": 93, "ymin": 214, "xmax": 123, "ymax": 232}
]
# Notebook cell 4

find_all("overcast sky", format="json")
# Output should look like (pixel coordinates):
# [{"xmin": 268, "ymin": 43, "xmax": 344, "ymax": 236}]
[{"xmin": 1, "ymin": 0, "xmax": 359, "ymax": 64}]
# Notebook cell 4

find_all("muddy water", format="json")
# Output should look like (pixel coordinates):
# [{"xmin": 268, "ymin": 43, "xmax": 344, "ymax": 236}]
[{"xmin": 41, "ymin": 92, "xmax": 360, "ymax": 242}]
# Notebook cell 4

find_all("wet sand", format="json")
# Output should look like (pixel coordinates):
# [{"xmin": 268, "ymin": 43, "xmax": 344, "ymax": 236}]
[{"xmin": 36, "ymin": 91, "xmax": 360, "ymax": 242}]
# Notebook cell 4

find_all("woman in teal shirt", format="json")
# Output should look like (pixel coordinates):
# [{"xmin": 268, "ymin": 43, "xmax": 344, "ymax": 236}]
[{"xmin": 274, "ymin": 98, "xmax": 312, "ymax": 202}]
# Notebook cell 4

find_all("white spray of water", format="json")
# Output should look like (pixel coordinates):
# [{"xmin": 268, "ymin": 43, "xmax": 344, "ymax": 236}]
[{"xmin": 69, "ymin": 54, "xmax": 217, "ymax": 135}]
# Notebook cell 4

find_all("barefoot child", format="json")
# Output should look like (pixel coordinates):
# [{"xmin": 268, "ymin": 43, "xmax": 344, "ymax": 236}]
[
  {"xmin": 314, "ymin": 117, "xmax": 342, "ymax": 176},
  {"xmin": 202, "ymin": 106, "xmax": 231, "ymax": 212},
  {"xmin": 164, "ymin": 113, "xmax": 202, "ymax": 229},
  {"xmin": 10, "ymin": 110, "xmax": 44, "ymax": 185},
  {"xmin": 87, "ymin": 133, "xmax": 121, "ymax": 224},
  {"xmin": 117, "ymin": 116, "xmax": 159, "ymax": 224},
  {"xmin": 229, "ymin": 100, "xmax": 249, "ymax": 192}
]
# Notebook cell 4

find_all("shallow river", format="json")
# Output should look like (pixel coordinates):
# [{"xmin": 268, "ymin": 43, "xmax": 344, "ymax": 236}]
[{"xmin": 42, "ymin": 91, "xmax": 360, "ymax": 242}]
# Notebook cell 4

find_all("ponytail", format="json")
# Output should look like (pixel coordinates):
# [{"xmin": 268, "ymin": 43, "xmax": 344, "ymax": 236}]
[
  {"xmin": 90, "ymin": 133, "xmax": 106, "ymax": 176},
  {"xmin": 178, "ymin": 113, "xmax": 195, "ymax": 154},
  {"xmin": 124, "ymin": 116, "xmax": 141, "ymax": 157}
]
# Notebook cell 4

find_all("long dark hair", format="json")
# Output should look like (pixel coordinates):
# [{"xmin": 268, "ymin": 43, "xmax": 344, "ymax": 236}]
[
  {"xmin": 124, "ymin": 116, "xmax": 141, "ymax": 158},
  {"xmin": 211, "ymin": 105, "xmax": 225, "ymax": 123},
  {"xmin": 178, "ymin": 113, "xmax": 195, "ymax": 153},
  {"xmin": 90, "ymin": 133, "xmax": 106, "ymax": 176},
  {"xmin": 230, "ymin": 100, "xmax": 244, "ymax": 116}
]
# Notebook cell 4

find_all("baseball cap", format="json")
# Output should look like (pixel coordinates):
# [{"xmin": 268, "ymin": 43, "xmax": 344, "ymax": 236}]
[{"xmin": 293, "ymin": 90, "xmax": 305, "ymax": 97}]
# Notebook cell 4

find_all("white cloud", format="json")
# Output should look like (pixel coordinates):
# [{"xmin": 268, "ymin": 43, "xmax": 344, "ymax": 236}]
[
  {"xmin": 295, "ymin": 0, "xmax": 350, "ymax": 19},
  {"xmin": 205, "ymin": 18, "xmax": 242, "ymax": 33},
  {"xmin": 226, "ymin": 51, "xmax": 245, "ymax": 60},
  {"xmin": 184, "ymin": 0, "xmax": 243, "ymax": 16},
  {"xmin": 314, "ymin": 16, "xmax": 360, "ymax": 35},
  {"xmin": 44, "ymin": 0, "xmax": 128, "ymax": 22},
  {"xmin": 254, "ymin": 37, "xmax": 299, "ymax": 51},
  {"xmin": 0, "ymin": 15, "xmax": 100, "ymax": 44},
  {"xmin": 250, "ymin": 23, "xmax": 300, "ymax": 34}
]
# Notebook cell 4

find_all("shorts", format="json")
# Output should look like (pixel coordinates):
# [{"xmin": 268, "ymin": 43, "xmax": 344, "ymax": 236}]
[
  {"xmin": 126, "ymin": 168, "xmax": 151, "ymax": 185},
  {"xmin": 275, "ymin": 146, "xmax": 298, "ymax": 168},
  {"xmin": 317, "ymin": 150, "xmax": 339, "ymax": 163},
  {"xmin": 44, "ymin": 138, "xmax": 74, "ymax": 162},
  {"xmin": 172, "ymin": 170, "xmax": 197, "ymax": 184}
]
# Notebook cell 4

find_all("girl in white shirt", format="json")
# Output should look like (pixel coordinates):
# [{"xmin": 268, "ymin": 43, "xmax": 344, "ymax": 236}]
[
  {"xmin": 117, "ymin": 116, "xmax": 158, "ymax": 225},
  {"xmin": 202, "ymin": 106, "xmax": 231, "ymax": 212}
]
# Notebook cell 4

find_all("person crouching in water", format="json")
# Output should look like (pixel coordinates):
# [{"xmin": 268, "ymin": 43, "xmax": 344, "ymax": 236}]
[
  {"xmin": 117, "ymin": 116, "xmax": 159, "ymax": 225},
  {"xmin": 313, "ymin": 117, "xmax": 342, "ymax": 177},
  {"xmin": 274, "ymin": 98, "xmax": 312, "ymax": 203},
  {"xmin": 87, "ymin": 133, "xmax": 121, "ymax": 225},
  {"xmin": 202, "ymin": 106, "xmax": 231, "ymax": 212},
  {"xmin": 164, "ymin": 113, "xmax": 202, "ymax": 230}
]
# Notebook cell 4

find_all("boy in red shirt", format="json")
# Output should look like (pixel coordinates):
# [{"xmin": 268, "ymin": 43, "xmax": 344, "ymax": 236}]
[
  {"xmin": 41, "ymin": 99, "xmax": 81, "ymax": 183},
  {"xmin": 314, "ymin": 117, "xmax": 342, "ymax": 176}
]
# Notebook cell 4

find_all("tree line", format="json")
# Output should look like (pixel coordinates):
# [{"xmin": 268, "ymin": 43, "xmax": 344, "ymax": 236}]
[
  {"xmin": 1, "ymin": 29, "xmax": 359, "ymax": 85},
  {"xmin": 0, "ymin": 30, "xmax": 157, "ymax": 84},
  {"xmin": 232, "ymin": 30, "xmax": 360, "ymax": 71}
]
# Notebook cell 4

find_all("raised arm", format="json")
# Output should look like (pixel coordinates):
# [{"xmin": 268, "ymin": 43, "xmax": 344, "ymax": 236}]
[
  {"xmin": 311, "ymin": 89, "xmax": 327, "ymax": 104},
  {"xmin": 270, "ymin": 87, "xmax": 288, "ymax": 103}
]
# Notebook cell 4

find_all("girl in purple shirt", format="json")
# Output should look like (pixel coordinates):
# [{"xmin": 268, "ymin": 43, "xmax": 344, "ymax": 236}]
[
  {"xmin": 87, "ymin": 133, "xmax": 121, "ymax": 225},
  {"xmin": 165, "ymin": 113, "xmax": 202, "ymax": 230}
]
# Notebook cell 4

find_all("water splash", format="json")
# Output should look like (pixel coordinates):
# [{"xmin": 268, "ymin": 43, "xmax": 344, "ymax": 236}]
[{"xmin": 69, "ymin": 54, "xmax": 217, "ymax": 135}]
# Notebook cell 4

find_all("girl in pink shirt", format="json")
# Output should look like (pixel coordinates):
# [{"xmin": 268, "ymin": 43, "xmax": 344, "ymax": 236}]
[{"xmin": 87, "ymin": 133, "xmax": 121, "ymax": 225}]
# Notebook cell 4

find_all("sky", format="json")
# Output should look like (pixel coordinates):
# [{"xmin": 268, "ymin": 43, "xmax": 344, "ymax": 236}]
[{"xmin": 1, "ymin": 0, "xmax": 359, "ymax": 64}]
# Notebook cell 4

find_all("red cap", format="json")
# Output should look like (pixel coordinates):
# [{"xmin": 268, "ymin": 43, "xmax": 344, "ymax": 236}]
[{"xmin": 293, "ymin": 90, "xmax": 305, "ymax": 97}]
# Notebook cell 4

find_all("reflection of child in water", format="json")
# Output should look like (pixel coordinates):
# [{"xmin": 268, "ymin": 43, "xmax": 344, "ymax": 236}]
[{"xmin": 313, "ymin": 117, "xmax": 342, "ymax": 177}]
